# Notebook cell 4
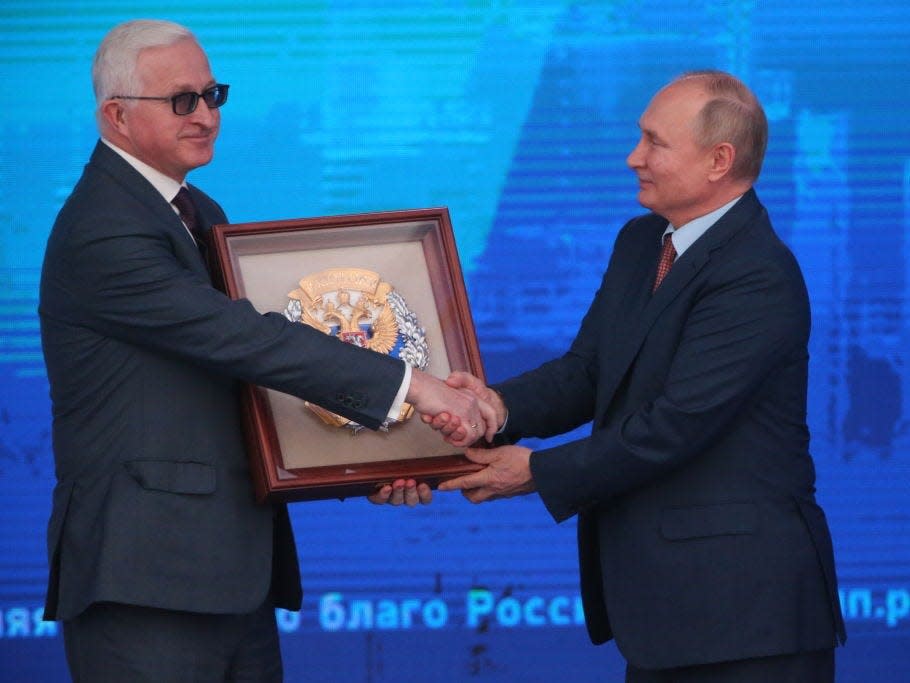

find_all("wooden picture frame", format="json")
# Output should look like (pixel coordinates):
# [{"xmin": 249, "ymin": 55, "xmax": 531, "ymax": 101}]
[{"xmin": 210, "ymin": 208, "xmax": 485, "ymax": 502}]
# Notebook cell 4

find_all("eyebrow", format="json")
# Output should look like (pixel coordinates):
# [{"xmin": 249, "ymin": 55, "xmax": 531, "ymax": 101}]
[
  {"xmin": 639, "ymin": 126, "xmax": 664, "ymax": 143},
  {"xmin": 168, "ymin": 79, "xmax": 217, "ymax": 93}
]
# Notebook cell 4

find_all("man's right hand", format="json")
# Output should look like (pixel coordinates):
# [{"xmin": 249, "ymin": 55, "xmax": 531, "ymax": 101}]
[
  {"xmin": 406, "ymin": 369, "xmax": 498, "ymax": 446},
  {"xmin": 444, "ymin": 371, "xmax": 507, "ymax": 428},
  {"xmin": 418, "ymin": 371, "xmax": 507, "ymax": 444}
]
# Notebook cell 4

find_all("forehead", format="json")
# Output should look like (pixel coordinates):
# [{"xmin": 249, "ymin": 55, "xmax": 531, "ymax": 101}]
[
  {"xmin": 135, "ymin": 38, "xmax": 213, "ymax": 91},
  {"xmin": 639, "ymin": 82, "xmax": 708, "ymax": 135}
]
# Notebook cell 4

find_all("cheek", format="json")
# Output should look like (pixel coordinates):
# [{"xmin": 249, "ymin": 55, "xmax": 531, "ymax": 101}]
[
  {"xmin": 646, "ymin": 156, "xmax": 669, "ymax": 183},
  {"xmin": 137, "ymin": 118, "xmax": 176, "ymax": 144},
  {"xmin": 652, "ymin": 156, "xmax": 683, "ymax": 185}
]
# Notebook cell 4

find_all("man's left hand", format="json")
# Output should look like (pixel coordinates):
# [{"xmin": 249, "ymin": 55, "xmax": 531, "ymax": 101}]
[{"xmin": 437, "ymin": 445, "xmax": 535, "ymax": 503}]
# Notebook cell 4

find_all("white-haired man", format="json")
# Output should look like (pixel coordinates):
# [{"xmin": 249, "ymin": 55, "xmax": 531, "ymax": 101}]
[{"xmin": 40, "ymin": 19, "xmax": 493, "ymax": 681}]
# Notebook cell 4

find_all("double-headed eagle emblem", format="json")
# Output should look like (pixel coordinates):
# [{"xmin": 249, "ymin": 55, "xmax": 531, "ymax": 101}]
[{"xmin": 283, "ymin": 267, "xmax": 429, "ymax": 432}]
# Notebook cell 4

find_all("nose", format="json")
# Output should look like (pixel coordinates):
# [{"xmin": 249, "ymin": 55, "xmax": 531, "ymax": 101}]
[
  {"xmin": 188, "ymin": 99, "xmax": 218, "ymax": 127},
  {"xmin": 627, "ymin": 137, "xmax": 645, "ymax": 169}
]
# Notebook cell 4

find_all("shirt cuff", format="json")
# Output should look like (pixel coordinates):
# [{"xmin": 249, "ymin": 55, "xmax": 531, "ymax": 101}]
[
  {"xmin": 386, "ymin": 363, "xmax": 412, "ymax": 422},
  {"xmin": 497, "ymin": 410, "xmax": 509, "ymax": 435}
]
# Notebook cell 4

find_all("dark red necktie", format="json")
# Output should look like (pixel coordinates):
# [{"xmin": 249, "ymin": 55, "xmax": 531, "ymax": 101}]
[
  {"xmin": 652, "ymin": 232, "xmax": 676, "ymax": 292},
  {"xmin": 171, "ymin": 187, "xmax": 209, "ymax": 265}
]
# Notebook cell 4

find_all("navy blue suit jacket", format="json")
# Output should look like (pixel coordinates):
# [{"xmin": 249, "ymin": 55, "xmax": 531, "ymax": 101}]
[
  {"xmin": 496, "ymin": 190, "xmax": 846, "ymax": 669},
  {"xmin": 40, "ymin": 141, "xmax": 405, "ymax": 620}
]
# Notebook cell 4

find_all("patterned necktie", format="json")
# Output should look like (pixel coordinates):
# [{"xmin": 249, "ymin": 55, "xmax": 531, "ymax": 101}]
[
  {"xmin": 652, "ymin": 232, "xmax": 677, "ymax": 292},
  {"xmin": 171, "ymin": 187, "xmax": 209, "ymax": 266}
]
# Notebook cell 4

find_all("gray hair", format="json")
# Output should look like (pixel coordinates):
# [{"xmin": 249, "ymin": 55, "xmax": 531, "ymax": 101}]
[
  {"xmin": 92, "ymin": 19, "xmax": 195, "ymax": 104},
  {"xmin": 673, "ymin": 70, "xmax": 768, "ymax": 182}
]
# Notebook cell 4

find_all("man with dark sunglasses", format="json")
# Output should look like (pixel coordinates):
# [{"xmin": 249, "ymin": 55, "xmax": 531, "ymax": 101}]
[{"xmin": 39, "ymin": 18, "xmax": 494, "ymax": 682}]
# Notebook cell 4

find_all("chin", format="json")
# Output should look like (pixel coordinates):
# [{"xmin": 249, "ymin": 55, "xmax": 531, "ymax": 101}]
[{"xmin": 185, "ymin": 152, "xmax": 215, "ymax": 172}]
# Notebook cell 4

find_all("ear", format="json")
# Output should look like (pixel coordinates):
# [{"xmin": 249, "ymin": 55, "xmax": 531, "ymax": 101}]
[
  {"xmin": 99, "ymin": 98, "xmax": 129, "ymax": 135},
  {"xmin": 707, "ymin": 142, "xmax": 735, "ymax": 181}
]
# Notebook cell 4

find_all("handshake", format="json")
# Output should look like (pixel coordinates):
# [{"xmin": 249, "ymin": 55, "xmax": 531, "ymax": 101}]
[
  {"xmin": 410, "ymin": 370, "xmax": 506, "ymax": 448},
  {"xmin": 369, "ymin": 370, "xmax": 534, "ymax": 507}
]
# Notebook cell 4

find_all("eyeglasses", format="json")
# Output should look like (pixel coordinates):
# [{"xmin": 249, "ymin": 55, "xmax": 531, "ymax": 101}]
[{"xmin": 110, "ymin": 84, "xmax": 230, "ymax": 116}]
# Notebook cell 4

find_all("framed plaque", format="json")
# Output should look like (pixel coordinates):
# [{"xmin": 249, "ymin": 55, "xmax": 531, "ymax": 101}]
[{"xmin": 210, "ymin": 208, "xmax": 485, "ymax": 502}]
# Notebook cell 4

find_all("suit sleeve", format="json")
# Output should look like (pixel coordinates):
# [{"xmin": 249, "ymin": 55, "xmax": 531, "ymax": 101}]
[
  {"xmin": 529, "ymin": 238, "xmax": 810, "ymax": 522},
  {"xmin": 42, "ymin": 196, "xmax": 404, "ymax": 429}
]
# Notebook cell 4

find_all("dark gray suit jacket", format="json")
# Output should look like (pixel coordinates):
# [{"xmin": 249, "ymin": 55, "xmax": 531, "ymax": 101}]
[
  {"xmin": 496, "ymin": 190, "xmax": 846, "ymax": 669},
  {"xmin": 40, "ymin": 141, "xmax": 405, "ymax": 621}
]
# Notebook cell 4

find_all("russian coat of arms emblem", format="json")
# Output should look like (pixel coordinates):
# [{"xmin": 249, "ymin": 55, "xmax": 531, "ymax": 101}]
[{"xmin": 283, "ymin": 267, "xmax": 429, "ymax": 432}]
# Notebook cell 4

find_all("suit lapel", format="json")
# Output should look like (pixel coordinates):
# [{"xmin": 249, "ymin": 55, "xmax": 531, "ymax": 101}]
[
  {"xmin": 89, "ymin": 142, "xmax": 211, "ymax": 280},
  {"xmin": 593, "ymin": 218, "xmax": 664, "ymax": 409},
  {"xmin": 598, "ymin": 191, "xmax": 765, "ymax": 407},
  {"xmin": 650, "ymin": 189, "xmax": 763, "ymax": 305}
]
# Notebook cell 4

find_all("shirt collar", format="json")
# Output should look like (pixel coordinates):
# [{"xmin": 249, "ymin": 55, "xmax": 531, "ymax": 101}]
[
  {"xmin": 663, "ymin": 194, "xmax": 744, "ymax": 258},
  {"xmin": 101, "ymin": 138, "xmax": 185, "ymax": 203}
]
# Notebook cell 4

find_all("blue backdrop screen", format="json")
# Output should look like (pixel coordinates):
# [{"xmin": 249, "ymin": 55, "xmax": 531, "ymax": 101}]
[{"xmin": 1, "ymin": 2, "xmax": 908, "ymax": 681}]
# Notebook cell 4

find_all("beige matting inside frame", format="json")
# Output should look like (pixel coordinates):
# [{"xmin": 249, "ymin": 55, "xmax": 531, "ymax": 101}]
[{"xmin": 232, "ymin": 221, "xmax": 462, "ymax": 469}]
